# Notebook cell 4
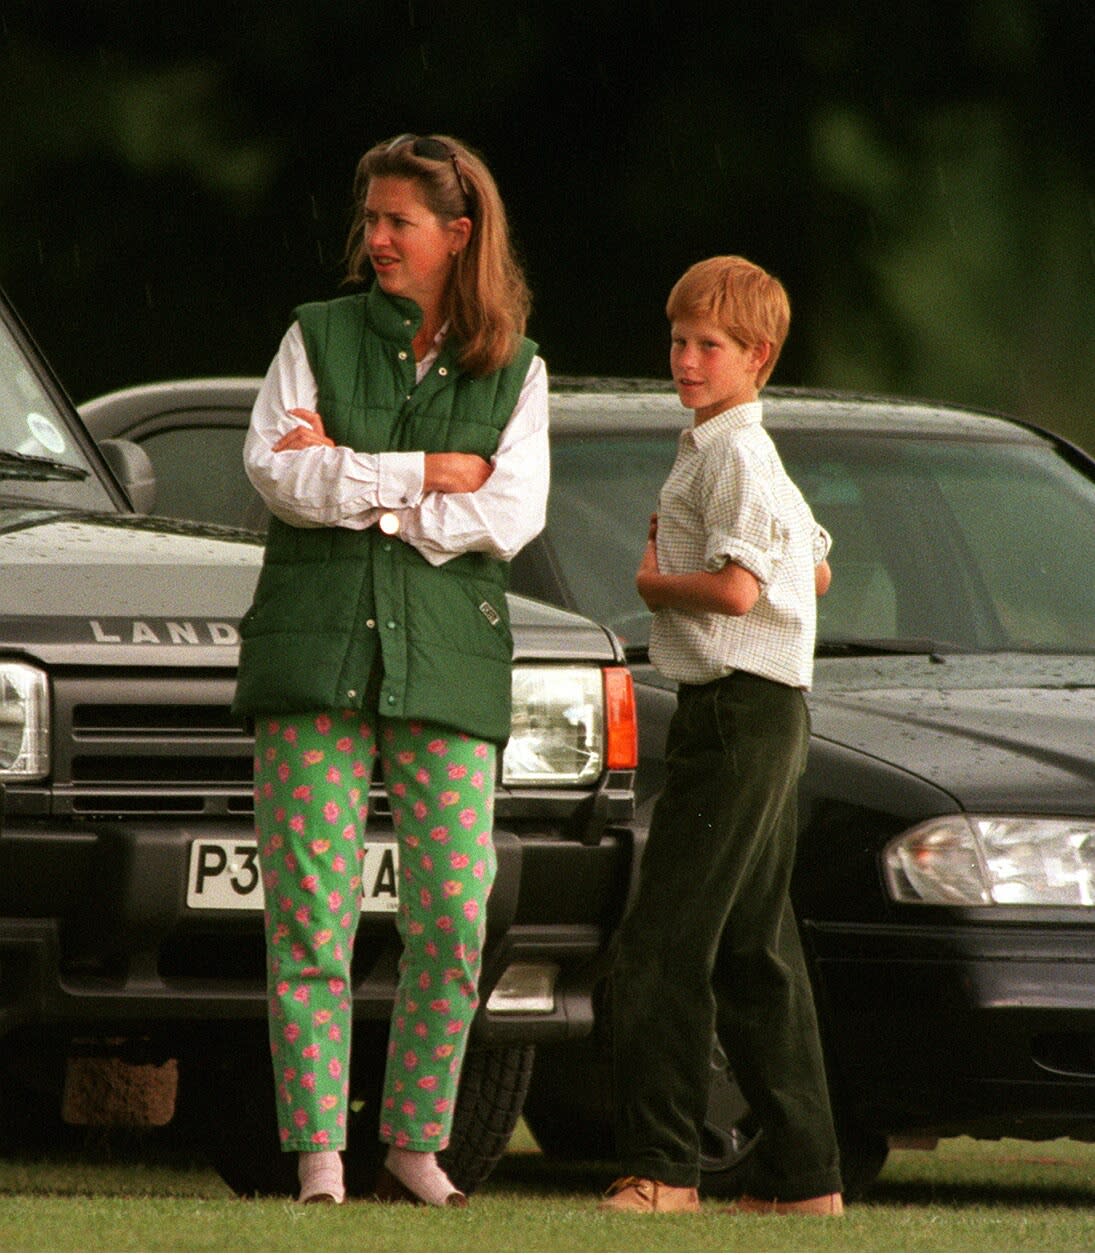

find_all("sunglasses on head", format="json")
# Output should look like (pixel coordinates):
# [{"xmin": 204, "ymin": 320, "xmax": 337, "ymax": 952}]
[{"xmin": 384, "ymin": 133, "xmax": 471, "ymax": 206}]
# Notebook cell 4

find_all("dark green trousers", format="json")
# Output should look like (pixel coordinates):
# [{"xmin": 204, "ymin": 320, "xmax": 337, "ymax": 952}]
[{"xmin": 610, "ymin": 670, "xmax": 843, "ymax": 1199}]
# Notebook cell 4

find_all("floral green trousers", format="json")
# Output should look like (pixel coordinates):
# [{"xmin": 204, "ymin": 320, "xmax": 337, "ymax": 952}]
[{"xmin": 253, "ymin": 710, "xmax": 497, "ymax": 1153}]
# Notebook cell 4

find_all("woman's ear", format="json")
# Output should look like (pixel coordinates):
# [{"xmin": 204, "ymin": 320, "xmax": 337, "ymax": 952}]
[{"xmin": 447, "ymin": 216, "xmax": 473, "ymax": 256}]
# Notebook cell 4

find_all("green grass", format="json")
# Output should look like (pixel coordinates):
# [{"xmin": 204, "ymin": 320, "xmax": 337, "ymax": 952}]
[{"xmin": 3, "ymin": 1133, "xmax": 1095, "ymax": 1251}]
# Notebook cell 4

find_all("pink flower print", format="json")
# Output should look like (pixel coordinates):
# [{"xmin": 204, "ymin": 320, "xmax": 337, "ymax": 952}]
[
  {"xmin": 425, "ymin": 940, "xmax": 439, "ymax": 958},
  {"xmin": 417, "ymin": 1075, "xmax": 439, "ymax": 1092},
  {"xmin": 277, "ymin": 762, "xmax": 291, "ymax": 783},
  {"xmin": 445, "ymin": 1019, "xmax": 464, "ymax": 1036},
  {"xmin": 434, "ymin": 1098, "xmax": 453, "ymax": 1115},
  {"xmin": 470, "ymin": 770, "xmax": 485, "ymax": 790},
  {"xmin": 284, "ymin": 1022, "xmax": 301, "ymax": 1043},
  {"xmin": 463, "ymin": 899, "xmax": 480, "ymax": 922},
  {"xmin": 423, "ymin": 1121, "xmax": 444, "ymax": 1139},
  {"xmin": 379, "ymin": 1121, "xmax": 393, "ymax": 1141},
  {"xmin": 473, "ymin": 859, "xmax": 487, "ymax": 880},
  {"xmin": 418, "ymin": 970, "xmax": 432, "ymax": 991},
  {"xmin": 293, "ymin": 1108, "xmax": 308, "ymax": 1128},
  {"xmin": 301, "ymin": 1072, "xmax": 317, "ymax": 1091},
  {"xmin": 401, "ymin": 1099, "xmax": 417, "ymax": 1117},
  {"xmin": 310, "ymin": 1130, "xmax": 330, "ymax": 1145},
  {"xmin": 413, "ymin": 800, "xmax": 429, "ymax": 821},
  {"xmin": 420, "ymin": 888, "xmax": 432, "ymax": 909},
  {"xmin": 276, "ymin": 981, "xmax": 290, "ymax": 1000},
  {"xmin": 302, "ymin": 749, "xmax": 324, "ymax": 766},
  {"xmin": 405, "ymin": 998, "xmax": 419, "ymax": 1014},
  {"xmin": 315, "ymin": 714, "xmax": 332, "ymax": 735},
  {"xmin": 353, "ymin": 760, "xmax": 368, "ymax": 778},
  {"xmin": 283, "ymin": 1067, "xmax": 297, "ymax": 1084},
  {"xmin": 314, "ymin": 1009, "xmax": 332, "ymax": 1026},
  {"xmin": 443, "ymin": 880, "xmax": 463, "ymax": 898},
  {"xmin": 405, "ymin": 834, "xmax": 420, "ymax": 849},
  {"xmin": 459, "ymin": 807, "xmax": 477, "ymax": 830},
  {"xmin": 319, "ymin": 1094, "xmax": 338, "ymax": 1111},
  {"xmin": 409, "ymin": 721, "xmax": 423, "ymax": 736},
  {"xmin": 313, "ymin": 928, "xmax": 333, "ymax": 947},
  {"xmin": 341, "ymin": 823, "xmax": 355, "ymax": 842},
  {"xmin": 283, "ymin": 726, "xmax": 298, "ymax": 745},
  {"xmin": 408, "ymin": 919, "xmax": 425, "ymax": 936},
  {"xmin": 285, "ymin": 853, "xmax": 298, "ymax": 874},
  {"xmin": 397, "ymin": 750, "xmax": 416, "ymax": 766},
  {"xmin": 293, "ymin": 985, "xmax": 310, "ymax": 1006},
  {"xmin": 421, "ymin": 853, "xmax": 434, "ymax": 873},
  {"xmin": 326, "ymin": 765, "xmax": 341, "ymax": 785},
  {"xmin": 450, "ymin": 852, "xmax": 470, "ymax": 870},
  {"xmin": 428, "ymin": 738, "xmax": 448, "ymax": 756},
  {"xmin": 446, "ymin": 960, "xmax": 465, "ymax": 976},
  {"xmin": 328, "ymin": 1058, "xmax": 342, "ymax": 1079},
  {"xmin": 290, "ymin": 943, "xmax": 306, "ymax": 963},
  {"xmin": 340, "ymin": 912, "xmax": 352, "ymax": 930},
  {"xmin": 430, "ymin": 998, "xmax": 451, "ymax": 1014},
  {"xmin": 474, "ymin": 743, "xmax": 489, "ymax": 759},
  {"xmin": 292, "ymin": 784, "xmax": 311, "ymax": 801},
  {"xmin": 329, "ymin": 1024, "xmax": 342, "ymax": 1042},
  {"xmin": 437, "ymin": 915, "xmax": 454, "ymax": 933},
  {"xmin": 302, "ymin": 1044, "xmax": 321, "ymax": 1060},
  {"xmin": 415, "ymin": 767, "xmax": 431, "ymax": 786},
  {"xmin": 336, "ymin": 736, "xmax": 353, "ymax": 752},
  {"xmin": 430, "ymin": 826, "xmax": 450, "ymax": 844},
  {"xmin": 394, "ymin": 1130, "xmax": 410, "ymax": 1148},
  {"xmin": 332, "ymin": 854, "xmax": 347, "ymax": 874},
  {"xmin": 328, "ymin": 977, "xmax": 346, "ymax": 996},
  {"xmin": 476, "ymin": 831, "xmax": 492, "ymax": 847},
  {"xmin": 300, "ymin": 875, "xmax": 318, "ymax": 894},
  {"xmin": 403, "ymin": 1049, "xmax": 419, "ymax": 1071},
  {"xmin": 434, "ymin": 1043, "xmax": 455, "ymax": 1060},
  {"xmin": 323, "ymin": 801, "xmax": 341, "ymax": 823},
  {"xmin": 447, "ymin": 762, "xmax": 468, "ymax": 781},
  {"xmin": 438, "ymin": 790, "xmax": 460, "ymax": 809},
  {"xmin": 309, "ymin": 838, "xmax": 330, "ymax": 857},
  {"xmin": 289, "ymin": 814, "xmax": 306, "ymax": 835},
  {"xmin": 328, "ymin": 889, "xmax": 343, "ymax": 912}
]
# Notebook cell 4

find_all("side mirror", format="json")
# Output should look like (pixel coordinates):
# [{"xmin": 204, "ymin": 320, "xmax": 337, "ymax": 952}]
[{"xmin": 98, "ymin": 438, "xmax": 156, "ymax": 514}]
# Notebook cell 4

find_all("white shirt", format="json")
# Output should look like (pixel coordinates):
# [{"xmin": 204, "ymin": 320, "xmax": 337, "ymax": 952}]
[
  {"xmin": 649, "ymin": 400, "xmax": 831, "ymax": 689},
  {"xmin": 244, "ymin": 321, "xmax": 550, "ymax": 567}
]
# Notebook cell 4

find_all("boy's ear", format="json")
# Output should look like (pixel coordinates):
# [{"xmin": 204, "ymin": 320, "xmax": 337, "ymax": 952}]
[{"xmin": 750, "ymin": 341, "xmax": 773, "ymax": 374}]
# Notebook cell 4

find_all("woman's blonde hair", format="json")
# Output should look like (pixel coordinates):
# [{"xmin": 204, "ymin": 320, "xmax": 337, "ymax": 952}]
[
  {"xmin": 344, "ymin": 134, "xmax": 531, "ymax": 378},
  {"xmin": 666, "ymin": 255, "xmax": 790, "ymax": 387}
]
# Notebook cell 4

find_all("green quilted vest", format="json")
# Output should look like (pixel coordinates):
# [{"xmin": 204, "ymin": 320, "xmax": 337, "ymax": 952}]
[{"xmin": 233, "ymin": 286, "xmax": 537, "ymax": 743}]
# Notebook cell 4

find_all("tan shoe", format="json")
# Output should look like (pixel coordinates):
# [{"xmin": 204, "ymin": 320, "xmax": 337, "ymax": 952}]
[
  {"xmin": 724, "ymin": 1192, "xmax": 844, "ymax": 1216},
  {"xmin": 598, "ymin": 1175, "xmax": 701, "ymax": 1213}
]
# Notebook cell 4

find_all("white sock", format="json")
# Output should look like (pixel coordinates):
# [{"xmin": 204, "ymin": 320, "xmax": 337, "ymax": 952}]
[
  {"xmin": 385, "ymin": 1147, "xmax": 462, "ymax": 1206},
  {"xmin": 297, "ymin": 1149, "xmax": 345, "ymax": 1203}
]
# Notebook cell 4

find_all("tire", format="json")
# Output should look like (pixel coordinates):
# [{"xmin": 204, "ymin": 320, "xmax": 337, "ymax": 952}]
[{"xmin": 185, "ymin": 1026, "xmax": 533, "ymax": 1198}]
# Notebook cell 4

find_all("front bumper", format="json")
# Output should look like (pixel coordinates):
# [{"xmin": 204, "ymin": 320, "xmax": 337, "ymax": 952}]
[
  {"xmin": 0, "ymin": 817, "xmax": 635, "ymax": 1047},
  {"xmin": 807, "ymin": 918, "xmax": 1095, "ymax": 1141}
]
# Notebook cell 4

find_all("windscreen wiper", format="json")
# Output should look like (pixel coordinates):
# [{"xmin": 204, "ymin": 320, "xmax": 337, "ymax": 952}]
[
  {"xmin": 0, "ymin": 449, "xmax": 89, "ymax": 481},
  {"xmin": 817, "ymin": 637, "xmax": 966, "ymax": 659}
]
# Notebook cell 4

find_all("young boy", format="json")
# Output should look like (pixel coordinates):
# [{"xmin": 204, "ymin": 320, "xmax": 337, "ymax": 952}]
[{"xmin": 599, "ymin": 256, "xmax": 843, "ymax": 1215}]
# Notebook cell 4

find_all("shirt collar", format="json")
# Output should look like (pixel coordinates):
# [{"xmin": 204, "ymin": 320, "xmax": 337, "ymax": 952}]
[{"xmin": 686, "ymin": 399, "xmax": 764, "ymax": 447}]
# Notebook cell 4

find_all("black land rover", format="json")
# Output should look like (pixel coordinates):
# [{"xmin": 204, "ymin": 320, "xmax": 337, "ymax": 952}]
[{"xmin": 0, "ymin": 290, "xmax": 640, "ymax": 1197}]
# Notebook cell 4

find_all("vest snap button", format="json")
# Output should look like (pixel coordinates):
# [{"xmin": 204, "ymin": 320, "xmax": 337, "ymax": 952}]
[
  {"xmin": 386, "ymin": 694, "xmax": 397, "ymax": 705},
  {"xmin": 398, "ymin": 350, "xmax": 408, "ymax": 360},
  {"xmin": 387, "ymin": 620, "xmax": 397, "ymax": 630},
  {"xmin": 366, "ymin": 619, "xmax": 376, "ymax": 629},
  {"xmin": 438, "ymin": 366, "xmax": 448, "ymax": 377},
  {"xmin": 347, "ymin": 689, "xmax": 357, "ymax": 699}
]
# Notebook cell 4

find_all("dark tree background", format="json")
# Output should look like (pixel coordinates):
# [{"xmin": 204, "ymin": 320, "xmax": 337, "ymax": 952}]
[{"xmin": 2, "ymin": 1, "xmax": 1093, "ymax": 443}]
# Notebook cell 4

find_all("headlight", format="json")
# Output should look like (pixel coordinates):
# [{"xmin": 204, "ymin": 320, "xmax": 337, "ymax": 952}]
[
  {"xmin": 503, "ymin": 666, "xmax": 605, "ymax": 785},
  {"xmin": 884, "ymin": 815, "xmax": 1095, "ymax": 906},
  {"xmin": 0, "ymin": 662, "xmax": 50, "ymax": 780}
]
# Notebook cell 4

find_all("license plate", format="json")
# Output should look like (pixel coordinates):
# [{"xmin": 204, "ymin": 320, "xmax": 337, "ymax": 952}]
[{"xmin": 186, "ymin": 838, "xmax": 400, "ymax": 914}]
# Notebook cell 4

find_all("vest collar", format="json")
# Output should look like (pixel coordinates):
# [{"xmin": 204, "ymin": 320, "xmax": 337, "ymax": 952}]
[{"xmin": 365, "ymin": 283, "xmax": 426, "ymax": 343}]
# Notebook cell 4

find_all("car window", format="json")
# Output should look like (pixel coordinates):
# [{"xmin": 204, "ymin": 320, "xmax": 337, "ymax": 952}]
[
  {"xmin": 133, "ymin": 424, "xmax": 262, "ymax": 530},
  {"xmin": 544, "ymin": 424, "xmax": 1095, "ymax": 656},
  {"xmin": 0, "ymin": 319, "xmax": 115, "ymax": 512}
]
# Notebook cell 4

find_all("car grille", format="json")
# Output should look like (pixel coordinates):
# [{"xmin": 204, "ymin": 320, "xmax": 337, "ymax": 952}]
[{"xmin": 51, "ymin": 672, "xmax": 255, "ymax": 817}]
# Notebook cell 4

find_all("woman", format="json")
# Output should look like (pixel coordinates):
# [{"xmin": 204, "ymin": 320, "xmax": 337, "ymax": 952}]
[{"xmin": 234, "ymin": 133, "xmax": 549, "ymax": 1207}]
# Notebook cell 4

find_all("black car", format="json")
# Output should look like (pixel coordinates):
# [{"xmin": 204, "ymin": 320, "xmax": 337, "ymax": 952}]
[
  {"xmin": 81, "ymin": 374, "xmax": 1095, "ymax": 1195},
  {"xmin": 0, "ymin": 301, "xmax": 644, "ymax": 1200}
]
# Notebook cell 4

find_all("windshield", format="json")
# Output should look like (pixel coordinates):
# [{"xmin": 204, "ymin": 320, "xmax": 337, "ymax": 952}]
[
  {"xmin": 0, "ymin": 314, "xmax": 115, "ymax": 512},
  {"xmin": 544, "ymin": 425, "xmax": 1095, "ymax": 656}
]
